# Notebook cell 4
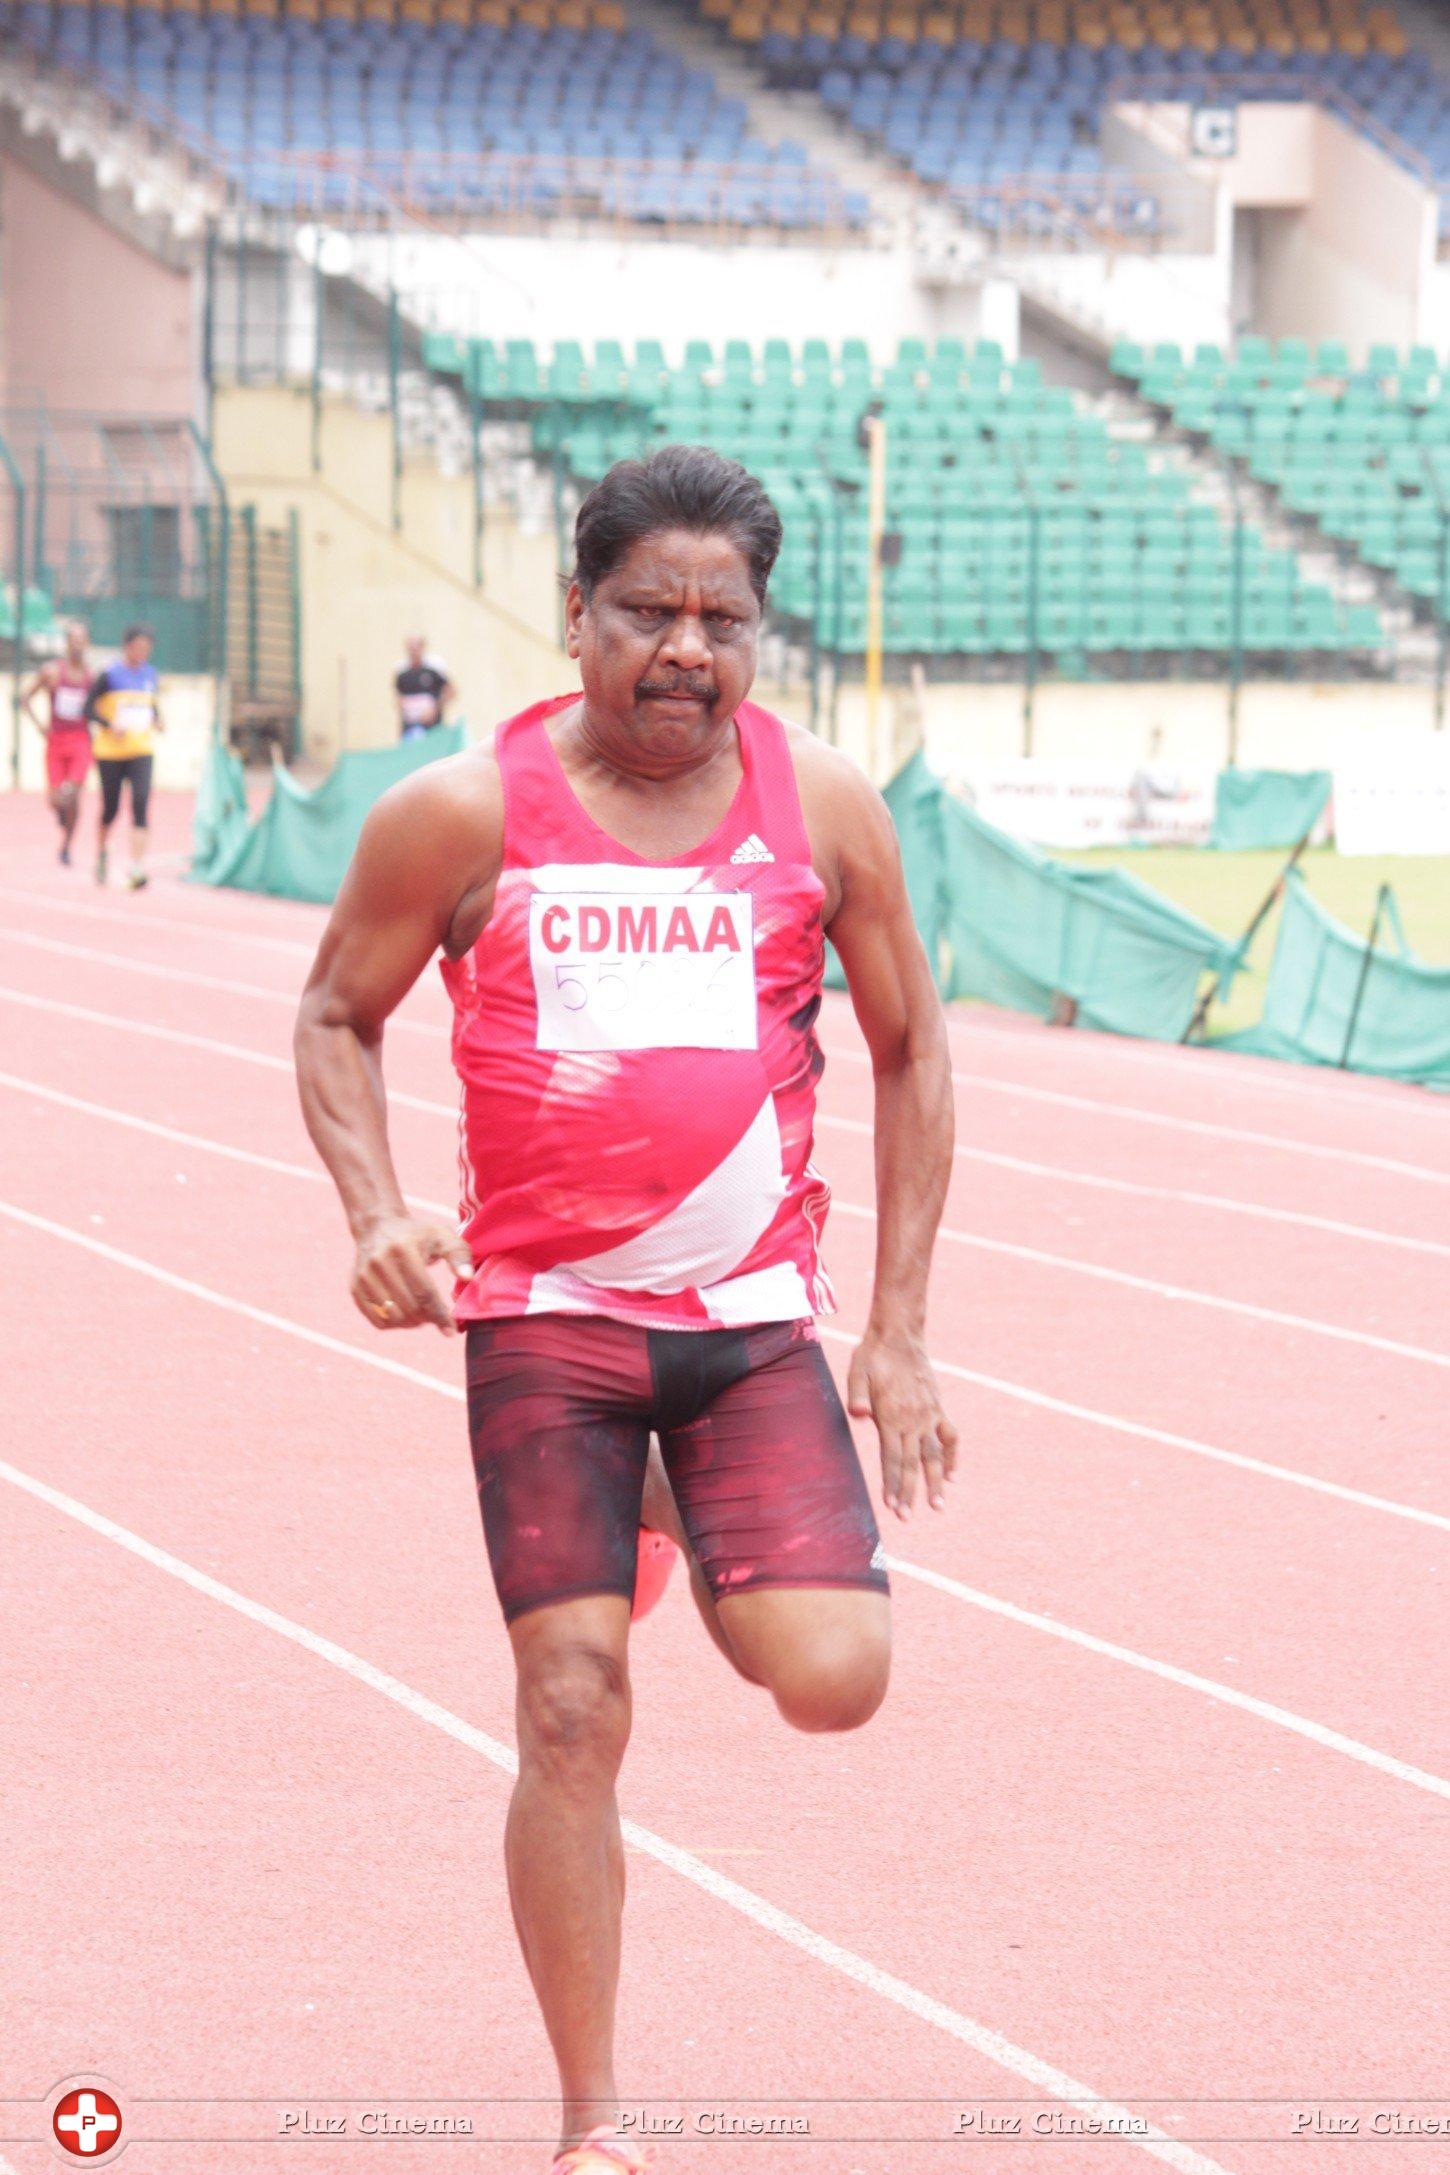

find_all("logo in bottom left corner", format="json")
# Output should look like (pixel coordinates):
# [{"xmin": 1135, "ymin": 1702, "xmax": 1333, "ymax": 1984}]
[{"xmin": 51, "ymin": 2084, "xmax": 123, "ymax": 2159}]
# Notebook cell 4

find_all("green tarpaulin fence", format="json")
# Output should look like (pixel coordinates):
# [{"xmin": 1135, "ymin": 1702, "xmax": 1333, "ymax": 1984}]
[
  {"xmin": 191, "ymin": 725, "xmax": 468, "ymax": 904},
  {"xmin": 193, "ymin": 737, "xmax": 1443, "ymax": 1089},
  {"xmin": 1222, "ymin": 875, "xmax": 1450, "ymax": 1091},
  {"xmin": 1211, "ymin": 767, "xmax": 1332, "ymax": 851},
  {"xmin": 828, "ymin": 752, "xmax": 1238, "ymax": 1044}
]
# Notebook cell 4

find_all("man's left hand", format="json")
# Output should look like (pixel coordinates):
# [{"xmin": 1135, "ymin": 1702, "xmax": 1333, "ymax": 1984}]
[{"xmin": 846, "ymin": 1327, "xmax": 959, "ymax": 1521}]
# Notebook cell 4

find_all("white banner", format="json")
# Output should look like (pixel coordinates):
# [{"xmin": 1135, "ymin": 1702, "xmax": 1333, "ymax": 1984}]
[
  {"xmin": 950, "ymin": 760, "xmax": 1215, "ymax": 850},
  {"xmin": 1333, "ymin": 738, "xmax": 1450, "ymax": 857}
]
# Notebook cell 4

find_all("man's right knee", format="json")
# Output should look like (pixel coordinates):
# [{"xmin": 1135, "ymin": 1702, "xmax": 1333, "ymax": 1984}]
[{"xmin": 515, "ymin": 1632, "xmax": 631, "ymax": 1785}]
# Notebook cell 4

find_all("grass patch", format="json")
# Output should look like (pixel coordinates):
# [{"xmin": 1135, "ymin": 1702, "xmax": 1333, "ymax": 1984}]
[{"xmin": 1054, "ymin": 846, "xmax": 1450, "ymax": 1038}]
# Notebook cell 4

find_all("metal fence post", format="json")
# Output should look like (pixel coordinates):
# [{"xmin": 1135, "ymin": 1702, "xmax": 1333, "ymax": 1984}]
[
  {"xmin": 1339, "ymin": 882, "xmax": 1390, "ymax": 1071},
  {"xmin": 287, "ymin": 504, "xmax": 303, "ymax": 734},
  {"xmin": 202, "ymin": 219, "xmax": 217, "ymax": 432},
  {"xmin": 1228, "ymin": 469, "xmax": 1245, "ymax": 765},
  {"xmin": 32, "ymin": 442, "xmax": 47, "ymax": 597},
  {"xmin": 1024, "ymin": 498, "xmax": 1041, "ymax": 758},
  {"xmin": 241, "ymin": 502, "xmax": 258, "ymax": 700},
  {"xmin": 1436, "ymin": 504, "xmax": 1448, "ymax": 731},
  {"xmin": 0, "ymin": 428, "xmax": 25, "ymax": 789},
  {"xmin": 189, "ymin": 417, "xmax": 233, "ymax": 694},
  {"xmin": 551, "ymin": 422, "xmax": 566, "ymax": 645},
  {"xmin": 829, "ymin": 483, "xmax": 847, "ymax": 748}
]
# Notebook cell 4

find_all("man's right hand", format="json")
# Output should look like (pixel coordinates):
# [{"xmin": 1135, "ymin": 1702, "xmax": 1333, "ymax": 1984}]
[{"xmin": 351, "ymin": 1214, "xmax": 473, "ymax": 1335}]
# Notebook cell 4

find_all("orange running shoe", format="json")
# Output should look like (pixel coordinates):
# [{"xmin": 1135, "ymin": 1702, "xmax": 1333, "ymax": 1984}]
[
  {"xmin": 550, "ymin": 2125, "xmax": 652, "ymax": 2173},
  {"xmin": 630, "ymin": 1527, "xmax": 679, "ymax": 1621}
]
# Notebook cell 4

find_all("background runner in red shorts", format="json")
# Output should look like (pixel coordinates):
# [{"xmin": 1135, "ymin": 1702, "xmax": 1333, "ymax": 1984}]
[
  {"xmin": 22, "ymin": 620, "xmax": 93, "ymax": 866},
  {"xmin": 296, "ymin": 446, "xmax": 958, "ymax": 2175}
]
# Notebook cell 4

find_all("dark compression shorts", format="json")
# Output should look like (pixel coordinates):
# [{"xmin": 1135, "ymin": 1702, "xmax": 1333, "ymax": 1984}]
[
  {"xmin": 464, "ymin": 1314, "xmax": 889, "ymax": 1627},
  {"xmin": 97, "ymin": 753, "xmax": 153, "ymax": 829}
]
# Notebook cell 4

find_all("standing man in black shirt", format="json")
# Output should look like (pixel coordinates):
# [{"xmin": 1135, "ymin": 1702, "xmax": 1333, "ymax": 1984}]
[{"xmin": 394, "ymin": 635, "xmax": 456, "ymax": 741}]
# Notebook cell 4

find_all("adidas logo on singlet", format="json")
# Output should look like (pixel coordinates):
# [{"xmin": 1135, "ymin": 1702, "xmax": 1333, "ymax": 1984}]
[{"xmin": 730, "ymin": 833, "xmax": 775, "ymax": 865}]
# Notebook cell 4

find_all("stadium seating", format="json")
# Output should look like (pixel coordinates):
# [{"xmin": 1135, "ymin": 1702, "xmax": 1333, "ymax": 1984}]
[
  {"xmin": 424, "ymin": 331, "xmax": 1381, "ymax": 660},
  {"xmin": 1117, "ymin": 337, "xmax": 1450, "ymax": 619},
  {"xmin": 10, "ymin": 1, "xmax": 865, "ymax": 230},
  {"xmin": 676, "ymin": 0, "xmax": 1449, "ymax": 240}
]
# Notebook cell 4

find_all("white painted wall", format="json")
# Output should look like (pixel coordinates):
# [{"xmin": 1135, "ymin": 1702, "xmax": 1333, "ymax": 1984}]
[
  {"xmin": 336, "ymin": 228, "xmax": 1011, "ymax": 360},
  {"xmin": 1112, "ymin": 99, "xmax": 1435, "ymax": 356}
]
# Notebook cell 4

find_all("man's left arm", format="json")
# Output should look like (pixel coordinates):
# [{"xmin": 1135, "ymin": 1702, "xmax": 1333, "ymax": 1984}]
[{"xmin": 821, "ymin": 762, "xmax": 958, "ymax": 1521}]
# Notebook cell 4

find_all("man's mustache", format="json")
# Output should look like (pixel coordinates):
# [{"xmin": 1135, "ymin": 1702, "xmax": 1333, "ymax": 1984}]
[{"xmin": 636, "ymin": 679, "xmax": 718, "ymax": 703}]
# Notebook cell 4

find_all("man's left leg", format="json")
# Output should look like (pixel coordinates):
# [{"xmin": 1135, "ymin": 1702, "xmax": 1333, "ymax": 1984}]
[
  {"xmin": 656, "ymin": 1319, "xmax": 893, "ymax": 1728},
  {"xmin": 125, "ymin": 755, "xmax": 154, "ymax": 890}
]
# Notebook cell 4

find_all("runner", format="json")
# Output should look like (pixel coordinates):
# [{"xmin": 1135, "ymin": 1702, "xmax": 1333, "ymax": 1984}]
[
  {"xmin": 295, "ymin": 446, "xmax": 958, "ymax": 2175},
  {"xmin": 394, "ymin": 634, "xmax": 456, "ymax": 741},
  {"xmin": 22, "ymin": 619, "xmax": 93, "ymax": 865},
  {"xmin": 87, "ymin": 624, "xmax": 164, "ymax": 891}
]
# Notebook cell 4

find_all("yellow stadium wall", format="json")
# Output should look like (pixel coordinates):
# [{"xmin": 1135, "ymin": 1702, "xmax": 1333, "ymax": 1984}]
[{"xmin": 210, "ymin": 385, "xmax": 575, "ymax": 764}]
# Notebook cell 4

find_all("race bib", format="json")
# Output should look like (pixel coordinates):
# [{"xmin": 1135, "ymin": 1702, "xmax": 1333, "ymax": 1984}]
[
  {"xmin": 401, "ymin": 691, "xmax": 437, "ymax": 725},
  {"xmin": 52, "ymin": 685, "xmax": 87, "ymax": 723},
  {"xmin": 113, "ymin": 694, "xmax": 153, "ymax": 732},
  {"xmin": 529, "ymin": 889, "xmax": 757, "ymax": 1051}
]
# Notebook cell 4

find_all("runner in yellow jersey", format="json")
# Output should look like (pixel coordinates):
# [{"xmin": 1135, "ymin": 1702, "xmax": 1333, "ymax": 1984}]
[{"xmin": 86, "ymin": 625, "xmax": 165, "ymax": 890}]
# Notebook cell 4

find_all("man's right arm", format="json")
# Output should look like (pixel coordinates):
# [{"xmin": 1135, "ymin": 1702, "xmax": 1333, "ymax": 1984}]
[{"xmin": 294, "ymin": 752, "xmax": 503, "ymax": 1333}]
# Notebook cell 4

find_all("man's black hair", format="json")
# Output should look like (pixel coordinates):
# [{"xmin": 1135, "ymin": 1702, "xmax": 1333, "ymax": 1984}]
[
  {"xmin": 122, "ymin": 622, "xmax": 154, "ymax": 646},
  {"xmin": 572, "ymin": 444, "xmax": 783, "ymax": 606}
]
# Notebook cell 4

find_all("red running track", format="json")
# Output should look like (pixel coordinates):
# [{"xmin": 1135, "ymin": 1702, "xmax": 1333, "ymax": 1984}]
[{"xmin": 0, "ymin": 793, "xmax": 1446, "ymax": 2175}]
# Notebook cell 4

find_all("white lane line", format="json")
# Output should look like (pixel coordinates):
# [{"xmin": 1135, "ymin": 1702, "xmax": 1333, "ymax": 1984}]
[
  {"xmin": 822, "ymin": 1042, "xmax": 1450, "ymax": 1185},
  {"xmin": 8, "ymin": 918, "xmax": 1445, "ymax": 1210},
  {"xmin": 0, "ymin": 882, "xmax": 323, "ymax": 959},
  {"xmin": 3, "ymin": 922, "xmax": 1437, "ymax": 1260},
  {"xmin": 0, "ymin": 882, "xmax": 1421, "ymax": 1126},
  {"xmin": 4, "ymin": 1008, "xmax": 1442, "ymax": 1375},
  {"xmin": 814, "ymin": 1326, "xmax": 1449, "ymax": 1535},
  {"xmin": 3, "ymin": 974, "xmax": 1435, "ymax": 1266},
  {"xmin": 929, "ymin": 999, "xmax": 1435, "ymax": 1117},
  {"xmin": 5, "ymin": 1071, "xmax": 1442, "ymax": 1534},
  {"xmin": 3, "ymin": 998, "xmax": 1440, "ymax": 1373},
  {"xmin": 875, "ymin": 1548, "xmax": 1450, "ymax": 1802},
  {"xmin": 10, "ymin": 947, "xmax": 1437, "ymax": 1257},
  {"xmin": 0, "ymin": 1453, "xmax": 1234, "ymax": 2175},
  {"xmin": 0, "ymin": 930, "xmax": 441, "ymax": 1040},
  {"xmin": 816, "ymin": 1112, "xmax": 1450, "ymax": 1260},
  {"xmin": 6, "ymin": 918, "xmax": 1440, "ymax": 1186},
  {"xmin": 0, "ymin": 988, "xmax": 458, "ymax": 1118},
  {"xmin": 2, "ymin": 1196, "xmax": 1445, "ymax": 1803},
  {"xmin": 830, "ymin": 1200, "xmax": 1450, "ymax": 1373}
]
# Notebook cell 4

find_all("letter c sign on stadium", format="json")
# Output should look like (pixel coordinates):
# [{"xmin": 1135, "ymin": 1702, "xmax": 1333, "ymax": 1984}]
[{"xmin": 529, "ymin": 884, "xmax": 757, "ymax": 1052}]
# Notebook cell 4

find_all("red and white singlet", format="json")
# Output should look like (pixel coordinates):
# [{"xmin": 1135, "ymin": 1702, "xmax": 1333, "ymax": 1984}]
[
  {"xmin": 47, "ymin": 661, "xmax": 92, "ymax": 732},
  {"xmin": 441, "ymin": 695, "xmax": 837, "ymax": 1330}
]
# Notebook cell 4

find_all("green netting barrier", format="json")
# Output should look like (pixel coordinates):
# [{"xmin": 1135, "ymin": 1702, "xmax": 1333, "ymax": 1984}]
[
  {"xmin": 828, "ymin": 752, "xmax": 1237, "ymax": 1043},
  {"xmin": 1222, "ymin": 876, "xmax": 1450, "ymax": 1090},
  {"xmin": 1211, "ymin": 767, "xmax": 1332, "ymax": 851},
  {"xmin": 940, "ymin": 796, "xmax": 1238, "ymax": 1040},
  {"xmin": 191, "ymin": 725, "xmax": 468, "ymax": 903}
]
